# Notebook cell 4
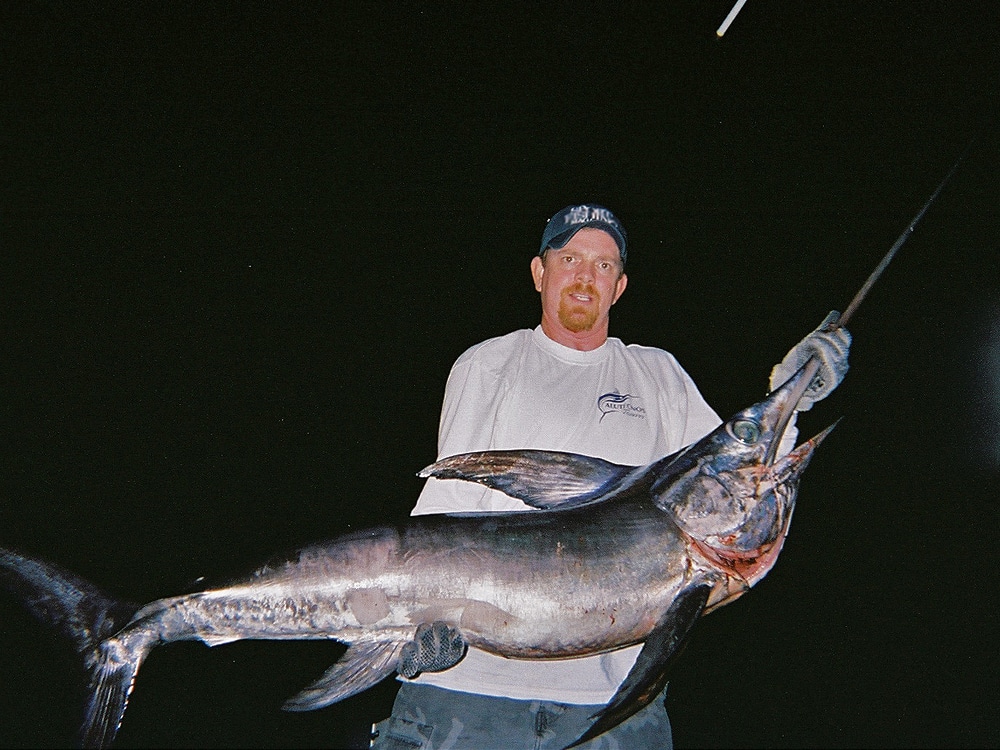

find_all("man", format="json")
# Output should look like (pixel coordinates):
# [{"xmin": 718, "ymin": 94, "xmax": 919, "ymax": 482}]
[{"xmin": 371, "ymin": 204, "xmax": 850, "ymax": 749}]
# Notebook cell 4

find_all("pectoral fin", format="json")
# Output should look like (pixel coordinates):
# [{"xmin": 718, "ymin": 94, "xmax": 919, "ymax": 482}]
[
  {"xmin": 419, "ymin": 449, "xmax": 637, "ymax": 509},
  {"xmin": 283, "ymin": 640, "xmax": 405, "ymax": 712},
  {"xmin": 565, "ymin": 583, "xmax": 712, "ymax": 749}
]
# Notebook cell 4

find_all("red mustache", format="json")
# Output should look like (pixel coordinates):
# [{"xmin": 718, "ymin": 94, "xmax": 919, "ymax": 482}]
[{"xmin": 563, "ymin": 282, "xmax": 600, "ymax": 302}]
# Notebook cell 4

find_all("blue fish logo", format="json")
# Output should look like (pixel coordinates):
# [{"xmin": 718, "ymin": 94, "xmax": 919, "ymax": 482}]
[{"xmin": 598, "ymin": 391, "xmax": 646, "ymax": 422}]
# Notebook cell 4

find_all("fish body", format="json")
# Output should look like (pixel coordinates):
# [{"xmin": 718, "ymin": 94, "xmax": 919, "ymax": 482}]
[
  {"xmin": 116, "ymin": 504, "xmax": 688, "ymax": 657},
  {"xmin": 0, "ymin": 361, "xmax": 832, "ymax": 748}
]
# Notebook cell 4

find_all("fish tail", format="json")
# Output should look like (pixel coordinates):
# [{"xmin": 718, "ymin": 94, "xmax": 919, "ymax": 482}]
[
  {"xmin": 79, "ymin": 635, "xmax": 151, "ymax": 748},
  {"xmin": 0, "ymin": 546, "xmax": 148, "ymax": 748}
]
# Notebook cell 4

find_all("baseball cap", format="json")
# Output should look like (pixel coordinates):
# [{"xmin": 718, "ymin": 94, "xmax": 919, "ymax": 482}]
[{"xmin": 538, "ymin": 204, "xmax": 628, "ymax": 265}]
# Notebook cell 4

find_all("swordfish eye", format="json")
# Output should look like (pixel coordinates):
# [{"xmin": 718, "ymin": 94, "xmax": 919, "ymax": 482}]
[{"xmin": 728, "ymin": 418, "xmax": 761, "ymax": 445}]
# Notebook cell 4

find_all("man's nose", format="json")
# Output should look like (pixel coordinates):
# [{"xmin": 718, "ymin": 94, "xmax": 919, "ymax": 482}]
[{"xmin": 575, "ymin": 263, "xmax": 595, "ymax": 281}]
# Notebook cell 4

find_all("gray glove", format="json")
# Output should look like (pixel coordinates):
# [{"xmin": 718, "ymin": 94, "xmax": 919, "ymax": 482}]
[
  {"xmin": 397, "ymin": 621, "xmax": 467, "ymax": 678},
  {"xmin": 769, "ymin": 311, "xmax": 851, "ymax": 411}
]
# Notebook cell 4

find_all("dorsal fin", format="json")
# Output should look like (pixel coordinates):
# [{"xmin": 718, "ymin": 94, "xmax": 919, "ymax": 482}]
[{"xmin": 419, "ymin": 449, "xmax": 638, "ymax": 509}]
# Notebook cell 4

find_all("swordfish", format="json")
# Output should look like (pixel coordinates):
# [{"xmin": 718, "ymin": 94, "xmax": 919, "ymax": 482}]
[{"xmin": 0, "ymin": 361, "xmax": 833, "ymax": 748}]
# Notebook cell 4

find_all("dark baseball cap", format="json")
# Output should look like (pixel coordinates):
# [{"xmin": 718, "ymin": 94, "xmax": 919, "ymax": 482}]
[{"xmin": 538, "ymin": 204, "xmax": 627, "ymax": 265}]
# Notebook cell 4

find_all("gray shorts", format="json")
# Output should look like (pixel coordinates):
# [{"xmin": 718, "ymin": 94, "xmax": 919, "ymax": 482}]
[{"xmin": 370, "ymin": 682, "xmax": 672, "ymax": 750}]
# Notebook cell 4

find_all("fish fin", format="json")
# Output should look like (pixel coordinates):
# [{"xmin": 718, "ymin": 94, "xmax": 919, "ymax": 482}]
[
  {"xmin": 0, "ymin": 547, "xmax": 151, "ymax": 748},
  {"xmin": 80, "ymin": 638, "xmax": 149, "ymax": 749},
  {"xmin": 419, "ymin": 449, "xmax": 637, "ymax": 509},
  {"xmin": 0, "ymin": 547, "xmax": 139, "ymax": 652},
  {"xmin": 200, "ymin": 634, "xmax": 242, "ymax": 647},
  {"xmin": 283, "ymin": 640, "xmax": 405, "ymax": 712},
  {"xmin": 565, "ymin": 582, "xmax": 712, "ymax": 750}
]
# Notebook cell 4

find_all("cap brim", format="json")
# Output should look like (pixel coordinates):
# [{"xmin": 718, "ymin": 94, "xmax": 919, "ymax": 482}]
[{"xmin": 544, "ymin": 222, "xmax": 626, "ymax": 261}]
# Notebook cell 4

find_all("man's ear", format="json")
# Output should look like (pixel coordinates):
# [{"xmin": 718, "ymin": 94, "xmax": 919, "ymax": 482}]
[
  {"xmin": 611, "ymin": 272, "xmax": 628, "ymax": 304},
  {"xmin": 530, "ymin": 255, "xmax": 545, "ymax": 292}
]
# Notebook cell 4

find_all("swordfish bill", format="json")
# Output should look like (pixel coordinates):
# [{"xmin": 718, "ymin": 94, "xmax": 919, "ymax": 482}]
[{"xmin": 0, "ymin": 362, "xmax": 832, "ymax": 748}]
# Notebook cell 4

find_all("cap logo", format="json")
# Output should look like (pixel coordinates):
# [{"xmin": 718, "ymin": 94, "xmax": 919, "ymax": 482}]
[
  {"xmin": 540, "ymin": 203, "xmax": 627, "ymax": 262},
  {"xmin": 563, "ymin": 205, "xmax": 620, "ymax": 230}
]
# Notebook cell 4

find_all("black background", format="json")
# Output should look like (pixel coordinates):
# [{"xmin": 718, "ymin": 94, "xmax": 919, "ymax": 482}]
[{"xmin": 1, "ymin": 3, "xmax": 997, "ymax": 748}]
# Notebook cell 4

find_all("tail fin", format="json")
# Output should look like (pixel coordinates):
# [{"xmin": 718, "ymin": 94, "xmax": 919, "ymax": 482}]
[
  {"xmin": 0, "ymin": 547, "xmax": 138, "ymax": 651},
  {"xmin": 0, "ymin": 546, "xmax": 148, "ymax": 748},
  {"xmin": 79, "ymin": 638, "xmax": 147, "ymax": 748}
]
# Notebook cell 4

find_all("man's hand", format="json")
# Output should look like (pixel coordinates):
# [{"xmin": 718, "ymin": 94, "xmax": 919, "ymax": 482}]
[
  {"xmin": 397, "ymin": 621, "xmax": 467, "ymax": 679},
  {"xmin": 769, "ymin": 311, "xmax": 851, "ymax": 411}
]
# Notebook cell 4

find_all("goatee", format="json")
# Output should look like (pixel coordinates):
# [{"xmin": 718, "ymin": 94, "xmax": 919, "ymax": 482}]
[{"xmin": 557, "ymin": 283, "xmax": 601, "ymax": 333}]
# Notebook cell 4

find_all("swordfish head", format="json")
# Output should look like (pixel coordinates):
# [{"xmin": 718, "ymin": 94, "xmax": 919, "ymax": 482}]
[{"xmin": 651, "ymin": 360, "xmax": 836, "ymax": 589}]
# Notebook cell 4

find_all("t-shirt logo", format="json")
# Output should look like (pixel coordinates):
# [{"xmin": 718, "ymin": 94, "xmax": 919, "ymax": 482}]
[{"xmin": 597, "ymin": 391, "xmax": 646, "ymax": 422}]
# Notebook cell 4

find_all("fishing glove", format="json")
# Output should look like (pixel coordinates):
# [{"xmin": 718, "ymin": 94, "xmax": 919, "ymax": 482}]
[
  {"xmin": 769, "ymin": 310, "xmax": 851, "ymax": 411},
  {"xmin": 397, "ymin": 621, "xmax": 467, "ymax": 678}
]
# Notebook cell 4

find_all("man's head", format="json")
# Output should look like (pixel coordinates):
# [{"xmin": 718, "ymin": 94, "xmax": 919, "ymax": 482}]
[
  {"xmin": 538, "ymin": 204, "xmax": 627, "ymax": 266},
  {"xmin": 531, "ymin": 204, "xmax": 629, "ymax": 351}
]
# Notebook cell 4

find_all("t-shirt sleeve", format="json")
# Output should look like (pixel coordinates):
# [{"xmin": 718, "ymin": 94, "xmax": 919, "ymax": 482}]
[
  {"xmin": 410, "ymin": 349, "xmax": 527, "ymax": 515},
  {"xmin": 669, "ymin": 353, "xmax": 801, "ymax": 457},
  {"xmin": 676, "ymin": 363, "xmax": 724, "ymax": 447},
  {"xmin": 648, "ymin": 349, "xmax": 722, "ymax": 449}
]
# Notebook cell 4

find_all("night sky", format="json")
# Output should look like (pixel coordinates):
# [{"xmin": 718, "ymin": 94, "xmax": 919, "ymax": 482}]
[{"xmin": 2, "ymin": 3, "xmax": 997, "ymax": 748}]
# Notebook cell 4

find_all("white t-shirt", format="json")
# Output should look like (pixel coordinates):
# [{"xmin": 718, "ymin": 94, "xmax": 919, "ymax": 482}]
[{"xmin": 408, "ymin": 326, "xmax": 725, "ymax": 704}]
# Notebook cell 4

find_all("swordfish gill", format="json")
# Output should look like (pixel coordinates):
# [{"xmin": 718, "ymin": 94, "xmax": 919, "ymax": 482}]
[{"xmin": 0, "ymin": 361, "xmax": 833, "ymax": 748}]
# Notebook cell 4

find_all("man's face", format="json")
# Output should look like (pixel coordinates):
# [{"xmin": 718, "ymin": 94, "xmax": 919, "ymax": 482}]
[{"xmin": 530, "ymin": 227, "xmax": 628, "ymax": 335}]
